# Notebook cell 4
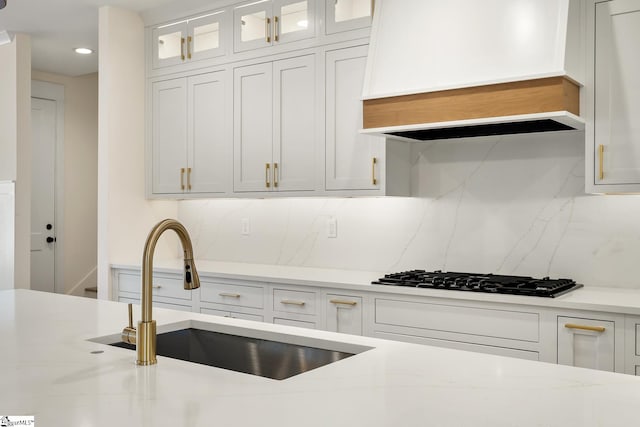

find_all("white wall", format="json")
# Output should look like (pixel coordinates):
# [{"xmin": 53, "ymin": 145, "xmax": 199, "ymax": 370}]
[
  {"xmin": 32, "ymin": 71, "xmax": 98, "ymax": 295},
  {"xmin": 0, "ymin": 182, "xmax": 15, "ymax": 289},
  {"xmin": 178, "ymin": 130, "xmax": 640, "ymax": 290},
  {"xmin": 0, "ymin": 34, "xmax": 31, "ymax": 289},
  {"xmin": 97, "ymin": 7, "xmax": 177, "ymax": 300}
]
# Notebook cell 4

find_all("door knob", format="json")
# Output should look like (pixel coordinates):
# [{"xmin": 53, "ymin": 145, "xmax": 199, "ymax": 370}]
[
  {"xmin": 46, "ymin": 224, "xmax": 53, "ymax": 230},
  {"xmin": 46, "ymin": 237, "xmax": 56, "ymax": 243}
]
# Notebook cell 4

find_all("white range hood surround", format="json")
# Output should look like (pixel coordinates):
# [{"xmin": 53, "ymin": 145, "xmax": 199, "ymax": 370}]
[{"xmin": 362, "ymin": 0, "xmax": 585, "ymax": 141}]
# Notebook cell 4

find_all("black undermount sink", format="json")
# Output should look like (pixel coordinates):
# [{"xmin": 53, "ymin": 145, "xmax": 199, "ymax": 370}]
[{"xmin": 110, "ymin": 327, "xmax": 363, "ymax": 380}]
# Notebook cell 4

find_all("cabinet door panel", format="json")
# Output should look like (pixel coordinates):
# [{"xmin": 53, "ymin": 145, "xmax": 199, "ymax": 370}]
[
  {"xmin": 274, "ymin": 0, "xmax": 315, "ymax": 44},
  {"xmin": 594, "ymin": 2, "xmax": 640, "ymax": 185},
  {"xmin": 189, "ymin": 72, "xmax": 229, "ymax": 193},
  {"xmin": 152, "ymin": 79, "xmax": 188, "ymax": 194},
  {"xmin": 234, "ymin": 1, "xmax": 272, "ymax": 52},
  {"xmin": 273, "ymin": 55, "xmax": 316, "ymax": 191},
  {"xmin": 274, "ymin": 317, "xmax": 317, "ymax": 329},
  {"xmin": 326, "ymin": 0, "xmax": 372, "ymax": 34},
  {"xmin": 152, "ymin": 22, "xmax": 187, "ymax": 69},
  {"xmin": 326, "ymin": 45, "xmax": 383, "ymax": 190},
  {"xmin": 558, "ymin": 316, "xmax": 615, "ymax": 372},
  {"xmin": 188, "ymin": 12, "xmax": 227, "ymax": 61},
  {"xmin": 326, "ymin": 294, "xmax": 362, "ymax": 335},
  {"xmin": 234, "ymin": 62, "xmax": 274, "ymax": 192}
]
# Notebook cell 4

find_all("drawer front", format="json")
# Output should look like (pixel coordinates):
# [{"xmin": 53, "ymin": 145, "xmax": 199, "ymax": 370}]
[
  {"xmin": 118, "ymin": 272, "xmax": 192, "ymax": 301},
  {"xmin": 118, "ymin": 296, "xmax": 192, "ymax": 312},
  {"xmin": 200, "ymin": 281, "xmax": 264, "ymax": 309},
  {"xmin": 201, "ymin": 308, "xmax": 263, "ymax": 322},
  {"xmin": 375, "ymin": 298, "xmax": 539, "ymax": 342},
  {"xmin": 273, "ymin": 288, "xmax": 316, "ymax": 315},
  {"xmin": 117, "ymin": 273, "xmax": 141, "ymax": 293},
  {"xmin": 274, "ymin": 317, "xmax": 317, "ymax": 329},
  {"xmin": 374, "ymin": 331, "xmax": 539, "ymax": 361}
]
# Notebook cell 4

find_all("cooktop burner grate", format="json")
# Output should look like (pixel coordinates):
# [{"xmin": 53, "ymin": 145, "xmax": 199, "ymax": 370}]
[{"xmin": 372, "ymin": 270, "xmax": 582, "ymax": 297}]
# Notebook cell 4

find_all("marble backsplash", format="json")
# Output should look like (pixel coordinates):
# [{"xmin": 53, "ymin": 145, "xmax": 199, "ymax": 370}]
[{"xmin": 178, "ymin": 130, "xmax": 640, "ymax": 289}]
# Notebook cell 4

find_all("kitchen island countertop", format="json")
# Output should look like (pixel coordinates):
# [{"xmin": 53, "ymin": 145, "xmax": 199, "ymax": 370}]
[{"xmin": 2, "ymin": 289, "xmax": 640, "ymax": 426}]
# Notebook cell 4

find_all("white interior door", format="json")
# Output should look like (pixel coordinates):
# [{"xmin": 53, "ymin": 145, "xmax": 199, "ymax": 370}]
[{"xmin": 31, "ymin": 97, "xmax": 57, "ymax": 293}]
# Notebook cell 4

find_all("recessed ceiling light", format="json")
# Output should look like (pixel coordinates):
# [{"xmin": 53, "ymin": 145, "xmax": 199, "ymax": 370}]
[{"xmin": 74, "ymin": 47, "xmax": 93, "ymax": 55}]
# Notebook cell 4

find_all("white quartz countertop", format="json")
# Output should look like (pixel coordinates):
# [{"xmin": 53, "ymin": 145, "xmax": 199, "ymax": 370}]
[
  {"xmin": 113, "ymin": 260, "xmax": 640, "ymax": 315},
  {"xmin": 3, "ymin": 289, "xmax": 640, "ymax": 426}
]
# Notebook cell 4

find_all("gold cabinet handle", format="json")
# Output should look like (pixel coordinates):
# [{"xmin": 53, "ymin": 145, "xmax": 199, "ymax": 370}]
[
  {"xmin": 598, "ymin": 144, "xmax": 604, "ymax": 181},
  {"xmin": 273, "ymin": 162, "xmax": 278, "ymax": 188},
  {"xmin": 564, "ymin": 323, "xmax": 606, "ymax": 333},
  {"xmin": 180, "ymin": 167, "xmax": 185, "ymax": 190},
  {"xmin": 372, "ymin": 157, "xmax": 378, "ymax": 185},
  {"xmin": 187, "ymin": 167, "xmax": 192, "ymax": 190},
  {"xmin": 329, "ymin": 299, "xmax": 357, "ymax": 306},
  {"xmin": 274, "ymin": 15, "xmax": 280, "ymax": 42},
  {"xmin": 281, "ymin": 299, "xmax": 305, "ymax": 306},
  {"xmin": 187, "ymin": 35, "xmax": 192, "ymax": 59},
  {"xmin": 266, "ymin": 17, "xmax": 271, "ymax": 43},
  {"xmin": 219, "ymin": 292, "xmax": 241, "ymax": 298},
  {"xmin": 265, "ymin": 163, "xmax": 271, "ymax": 188},
  {"xmin": 180, "ymin": 37, "xmax": 185, "ymax": 60}
]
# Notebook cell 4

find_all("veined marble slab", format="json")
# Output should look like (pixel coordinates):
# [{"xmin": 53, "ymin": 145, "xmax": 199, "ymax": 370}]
[{"xmin": 1, "ymin": 289, "xmax": 640, "ymax": 427}]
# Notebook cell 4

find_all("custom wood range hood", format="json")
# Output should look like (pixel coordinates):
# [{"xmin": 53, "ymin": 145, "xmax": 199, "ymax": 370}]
[{"xmin": 361, "ymin": 0, "xmax": 585, "ymax": 141}]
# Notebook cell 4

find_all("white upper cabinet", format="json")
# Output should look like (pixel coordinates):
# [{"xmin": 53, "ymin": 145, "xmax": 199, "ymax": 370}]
[
  {"xmin": 233, "ymin": 0, "xmax": 316, "ymax": 53},
  {"xmin": 151, "ymin": 71, "xmax": 231, "ymax": 196},
  {"xmin": 325, "ymin": 0, "xmax": 373, "ymax": 34},
  {"xmin": 152, "ymin": 79, "xmax": 187, "ymax": 194},
  {"xmin": 152, "ymin": 10, "xmax": 228, "ymax": 70},
  {"xmin": 586, "ymin": 0, "xmax": 640, "ymax": 193},
  {"xmin": 325, "ymin": 45, "xmax": 382, "ymax": 191},
  {"xmin": 233, "ymin": 55, "xmax": 316, "ymax": 193}
]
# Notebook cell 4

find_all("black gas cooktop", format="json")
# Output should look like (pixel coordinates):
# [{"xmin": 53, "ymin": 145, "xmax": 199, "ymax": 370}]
[{"xmin": 372, "ymin": 270, "xmax": 582, "ymax": 298}]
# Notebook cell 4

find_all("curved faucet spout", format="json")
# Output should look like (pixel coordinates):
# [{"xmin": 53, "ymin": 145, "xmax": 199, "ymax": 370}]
[{"xmin": 136, "ymin": 218, "xmax": 200, "ymax": 365}]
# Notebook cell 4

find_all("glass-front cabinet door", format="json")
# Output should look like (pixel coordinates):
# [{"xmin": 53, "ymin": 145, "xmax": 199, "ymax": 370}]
[
  {"xmin": 326, "ymin": 0, "xmax": 373, "ymax": 34},
  {"xmin": 152, "ymin": 10, "xmax": 227, "ymax": 69},
  {"xmin": 234, "ymin": 0, "xmax": 315, "ymax": 53},
  {"xmin": 187, "ymin": 11, "xmax": 227, "ymax": 62},
  {"xmin": 274, "ymin": 0, "xmax": 315, "ymax": 44},
  {"xmin": 153, "ymin": 21, "xmax": 187, "ymax": 69}
]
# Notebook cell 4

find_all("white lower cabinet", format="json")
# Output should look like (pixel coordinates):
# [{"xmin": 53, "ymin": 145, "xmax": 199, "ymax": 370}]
[
  {"xmin": 325, "ymin": 294, "xmax": 362, "ymax": 335},
  {"xmin": 113, "ymin": 269, "xmax": 194, "ymax": 312},
  {"xmin": 372, "ymin": 297, "xmax": 541, "ymax": 361},
  {"xmin": 624, "ymin": 316, "xmax": 640, "ymax": 375},
  {"xmin": 557, "ymin": 315, "xmax": 617, "ymax": 372},
  {"xmin": 112, "ymin": 267, "xmax": 638, "ymax": 375},
  {"xmin": 199, "ymin": 278, "xmax": 266, "ymax": 321},
  {"xmin": 201, "ymin": 307, "xmax": 264, "ymax": 322},
  {"xmin": 271, "ymin": 286, "xmax": 319, "ymax": 328}
]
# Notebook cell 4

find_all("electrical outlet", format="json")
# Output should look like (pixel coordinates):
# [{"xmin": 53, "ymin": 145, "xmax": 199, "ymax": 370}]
[
  {"xmin": 241, "ymin": 218, "xmax": 250, "ymax": 236},
  {"xmin": 327, "ymin": 217, "xmax": 337, "ymax": 238}
]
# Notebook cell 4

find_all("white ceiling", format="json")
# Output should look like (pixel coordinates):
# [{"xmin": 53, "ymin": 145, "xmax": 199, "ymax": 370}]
[{"xmin": 0, "ymin": 0, "xmax": 176, "ymax": 76}]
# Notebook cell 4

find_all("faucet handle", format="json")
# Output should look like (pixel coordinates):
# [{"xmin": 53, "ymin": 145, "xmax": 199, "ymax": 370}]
[
  {"xmin": 121, "ymin": 303, "xmax": 137, "ymax": 345},
  {"xmin": 128, "ymin": 303, "xmax": 134, "ymax": 329}
]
